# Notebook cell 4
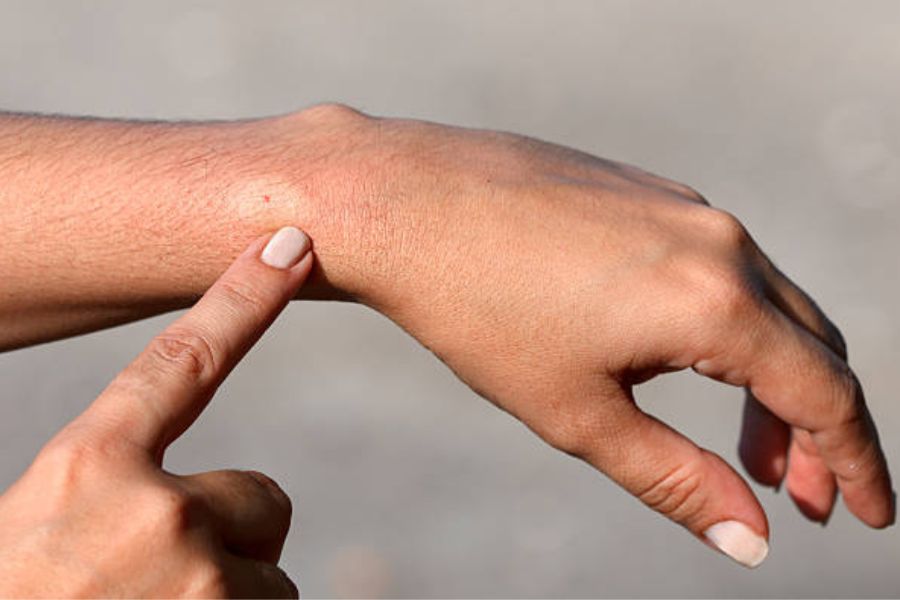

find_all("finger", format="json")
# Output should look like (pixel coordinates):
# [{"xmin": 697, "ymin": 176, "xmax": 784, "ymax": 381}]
[
  {"xmin": 761, "ymin": 260, "xmax": 847, "ymax": 360},
  {"xmin": 547, "ymin": 386, "xmax": 770, "ymax": 568},
  {"xmin": 784, "ymin": 429, "xmax": 838, "ymax": 523},
  {"xmin": 738, "ymin": 392, "xmax": 790, "ymax": 488},
  {"xmin": 183, "ymin": 469, "xmax": 292, "ymax": 564},
  {"xmin": 84, "ymin": 226, "xmax": 313, "ymax": 456},
  {"xmin": 694, "ymin": 302, "xmax": 894, "ymax": 528},
  {"xmin": 759, "ymin": 259, "xmax": 847, "ymax": 521},
  {"xmin": 221, "ymin": 555, "xmax": 299, "ymax": 599}
]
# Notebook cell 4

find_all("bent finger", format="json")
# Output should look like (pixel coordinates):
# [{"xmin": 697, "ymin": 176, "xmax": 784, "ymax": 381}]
[
  {"xmin": 697, "ymin": 303, "xmax": 893, "ymax": 528},
  {"xmin": 222, "ymin": 555, "xmax": 299, "ymax": 599},
  {"xmin": 758, "ymin": 260, "xmax": 847, "ymax": 521},
  {"xmin": 761, "ymin": 260, "xmax": 847, "ymax": 360},
  {"xmin": 785, "ymin": 429, "xmax": 838, "ymax": 523},
  {"xmin": 183, "ymin": 469, "xmax": 293, "ymax": 564},
  {"xmin": 738, "ymin": 392, "xmax": 790, "ymax": 488}
]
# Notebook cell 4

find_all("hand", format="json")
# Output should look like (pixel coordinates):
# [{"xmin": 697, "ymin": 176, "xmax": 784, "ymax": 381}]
[
  {"xmin": 307, "ymin": 110, "xmax": 894, "ymax": 567},
  {"xmin": 0, "ymin": 227, "xmax": 312, "ymax": 597}
]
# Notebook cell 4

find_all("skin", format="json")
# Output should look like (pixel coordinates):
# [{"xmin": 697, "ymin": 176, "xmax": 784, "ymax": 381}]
[
  {"xmin": 0, "ymin": 105, "xmax": 893, "ymax": 590},
  {"xmin": 0, "ymin": 232, "xmax": 312, "ymax": 597},
  {"xmin": 343, "ymin": 115, "xmax": 892, "ymax": 536}
]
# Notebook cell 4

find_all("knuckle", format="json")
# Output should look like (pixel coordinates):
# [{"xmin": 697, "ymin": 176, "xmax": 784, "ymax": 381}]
[
  {"xmin": 829, "ymin": 366, "xmax": 864, "ymax": 428},
  {"xmin": 710, "ymin": 276, "xmax": 756, "ymax": 322},
  {"xmin": 198, "ymin": 470, "xmax": 293, "ymax": 538},
  {"xmin": 189, "ymin": 560, "xmax": 230, "ymax": 598},
  {"xmin": 244, "ymin": 470, "xmax": 293, "ymax": 516},
  {"xmin": 636, "ymin": 462, "xmax": 708, "ymax": 525},
  {"xmin": 702, "ymin": 208, "xmax": 751, "ymax": 252},
  {"xmin": 147, "ymin": 486, "xmax": 205, "ymax": 538},
  {"xmin": 841, "ymin": 439, "xmax": 881, "ymax": 486},
  {"xmin": 32, "ymin": 439, "xmax": 90, "ymax": 490},
  {"xmin": 826, "ymin": 321, "xmax": 849, "ymax": 361},
  {"xmin": 673, "ymin": 182, "xmax": 709, "ymax": 204},
  {"xmin": 681, "ymin": 258, "xmax": 758, "ymax": 325},
  {"xmin": 30, "ymin": 432, "xmax": 134, "ymax": 510},
  {"xmin": 145, "ymin": 329, "xmax": 218, "ymax": 382},
  {"xmin": 33, "ymin": 434, "xmax": 111, "ymax": 485}
]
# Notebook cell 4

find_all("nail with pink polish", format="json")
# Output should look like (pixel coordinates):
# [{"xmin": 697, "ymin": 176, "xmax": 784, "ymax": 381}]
[
  {"xmin": 703, "ymin": 520, "xmax": 769, "ymax": 568},
  {"xmin": 260, "ymin": 226, "xmax": 310, "ymax": 269}
]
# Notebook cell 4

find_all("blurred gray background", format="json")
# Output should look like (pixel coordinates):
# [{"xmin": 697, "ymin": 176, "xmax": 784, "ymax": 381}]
[{"xmin": 1, "ymin": 1, "xmax": 898, "ymax": 597}]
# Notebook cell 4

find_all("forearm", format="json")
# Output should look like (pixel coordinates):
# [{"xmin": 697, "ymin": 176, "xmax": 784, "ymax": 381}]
[{"xmin": 0, "ymin": 105, "xmax": 373, "ymax": 350}]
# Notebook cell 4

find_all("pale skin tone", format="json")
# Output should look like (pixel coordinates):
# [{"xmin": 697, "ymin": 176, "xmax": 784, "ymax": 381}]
[
  {"xmin": 0, "ymin": 105, "xmax": 894, "ymax": 594},
  {"xmin": 0, "ymin": 230, "xmax": 313, "ymax": 597}
]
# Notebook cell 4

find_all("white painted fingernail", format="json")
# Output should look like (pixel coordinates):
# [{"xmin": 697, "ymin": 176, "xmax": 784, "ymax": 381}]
[
  {"xmin": 703, "ymin": 520, "xmax": 769, "ymax": 568},
  {"xmin": 260, "ymin": 227, "xmax": 310, "ymax": 269}
]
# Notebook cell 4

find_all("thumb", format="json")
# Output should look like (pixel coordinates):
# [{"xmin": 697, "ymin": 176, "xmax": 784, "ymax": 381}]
[
  {"xmin": 576, "ymin": 388, "xmax": 770, "ymax": 568},
  {"xmin": 82, "ymin": 226, "xmax": 313, "ymax": 457}
]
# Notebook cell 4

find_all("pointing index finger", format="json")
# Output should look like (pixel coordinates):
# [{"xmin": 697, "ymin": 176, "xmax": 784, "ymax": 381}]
[{"xmin": 84, "ymin": 227, "xmax": 313, "ymax": 456}]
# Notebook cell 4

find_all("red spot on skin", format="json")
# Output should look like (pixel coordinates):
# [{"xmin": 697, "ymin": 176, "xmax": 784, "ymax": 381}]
[{"xmin": 263, "ymin": 195, "xmax": 271, "ymax": 203}]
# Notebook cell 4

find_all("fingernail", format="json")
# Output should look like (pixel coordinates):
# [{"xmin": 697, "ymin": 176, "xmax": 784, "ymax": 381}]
[
  {"xmin": 261, "ymin": 226, "xmax": 310, "ymax": 269},
  {"xmin": 703, "ymin": 520, "xmax": 769, "ymax": 568}
]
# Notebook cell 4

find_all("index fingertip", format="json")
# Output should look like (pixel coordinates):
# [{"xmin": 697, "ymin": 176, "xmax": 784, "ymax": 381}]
[{"xmin": 260, "ymin": 226, "xmax": 311, "ymax": 270}]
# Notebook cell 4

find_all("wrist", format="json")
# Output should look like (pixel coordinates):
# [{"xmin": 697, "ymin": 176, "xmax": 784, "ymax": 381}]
[{"xmin": 246, "ymin": 105, "xmax": 401, "ymax": 306}]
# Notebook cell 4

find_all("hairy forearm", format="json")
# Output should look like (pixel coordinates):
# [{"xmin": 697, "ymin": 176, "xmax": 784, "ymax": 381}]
[{"xmin": 0, "ymin": 105, "xmax": 376, "ymax": 350}]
